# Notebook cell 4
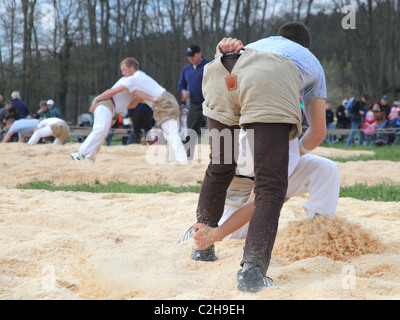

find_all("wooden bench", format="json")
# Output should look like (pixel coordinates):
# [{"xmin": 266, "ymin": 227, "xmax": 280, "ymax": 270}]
[
  {"xmin": 67, "ymin": 127, "xmax": 399, "ymax": 137},
  {"xmin": 68, "ymin": 126, "xmax": 132, "ymax": 137},
  {"xmin": 324, "ymin": 128, "xmax": 398, "ymax": 135}
]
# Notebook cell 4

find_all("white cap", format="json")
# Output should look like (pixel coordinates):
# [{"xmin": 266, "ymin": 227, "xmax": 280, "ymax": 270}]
[{"xmin": 47, "ymin": 99, "xmax": 54, "ymax": 105}]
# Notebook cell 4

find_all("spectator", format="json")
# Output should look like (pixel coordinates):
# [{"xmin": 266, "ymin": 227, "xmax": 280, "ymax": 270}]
[
  {"xmin": 336, "ymin": 98, "xmax": 351, "ymax": 142},
  {"xmin": 370, "ymin": 102, "xmax": 386, "ymax": 125},
  {"xmin": 128, "ymin": 102, "xmax": 153, "ymax": 145},
  {"xmin": 5, "ymin": 105, "xmax": 20, "ymax": 122},
  {"xmin": 379, "ymin": 95, "xmax": 391, "ymax": 118},
  {"xmin": 34, "ymin": 101, "xmax": 53, "ymax": 119},
  {"xmin": 0, "ymin": 101, "xmax": 9, "ymax": 139},
  {"xmin": 388, "ymin": 107, "xmax": 399, "ymax": 120},
  {"xmin": 394, "ymin": 100, "xmax": 400, "ymax": 111},
  {"xmin": 345, "ymin": 93, "xmax": 369, "ymax": 147},
  {"xmin": 0, "ymin": 100, "xmax": 11, "ymax": 128},
  {"xmin": 361, "ymin": 111, "xmax": 378, "ymax": 146},
  {"xmin": 47, "ymin": 100, "xmax": 62, "ymax": 118},
  {"xmin": 0, "ymin": 94, "xmax": 4, "ymax": 110},
  {"xmin": 374, "ymin": 103, "xmax": 398, "ymax": 145},
  {"xmin": 369, "ymin": 102, "xmax": 391, "ymax": 146},
  {"xmin": 11, "ymin": 91, "xmax": 29, "ymax": 118},
  {"xmin": 383, "ymin": 107, "xmax": 399, "ymax": 144},
  {"xmin": 324, "ymin": 101, "xmax": 337, "ymax": 143},
  {"xmin": 2, "ymin": 118, "xmax": 39, "ymax": 143},
  {"xmin": 178, "ymin": 45, "xmax": 210, "ymax": 159},
  {"xmin": 1, "ymin": 103, "xmax": 20, "ymax": 141}
]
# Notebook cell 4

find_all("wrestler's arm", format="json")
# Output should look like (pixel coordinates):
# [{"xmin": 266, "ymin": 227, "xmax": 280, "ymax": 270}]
[
  {"xmin": 132, "ymin": 90, "xmax": 163, "ymax": 103},
  {"xmin": 89, "ymin": 84, "xmax": 129, "ymax": 113},
  {"xmin": 193, "ymin": 192, "xmax": 255, "ymax": 250},
  {"xmin": 217, "ymin": 194, "xmax": 255, "ymax": 237},
  {"xmin": 300, "ymin": 97, "xmax": 327, "ymax": 155},
  {"xmin": 125, "ymin": 96, "xmax": 140, "ymax": 109},
  {"xmin": 2, "ymin": 130, "xmax": 15, "ymax": 143}
]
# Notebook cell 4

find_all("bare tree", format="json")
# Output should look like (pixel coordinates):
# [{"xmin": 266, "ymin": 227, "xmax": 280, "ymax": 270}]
[{"xmin": 21, "ymin": 0, "xmax": 37, "ymax": 103}]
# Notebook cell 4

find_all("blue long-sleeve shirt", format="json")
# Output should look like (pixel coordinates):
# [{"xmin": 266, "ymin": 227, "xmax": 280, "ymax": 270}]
[
  {"xmin": 178, "ymin": 57, "xmax": 210, "ymax": 104},
  {"xmin": 11, "ymin": 99, "xmax": 29, "ymax": 118}
]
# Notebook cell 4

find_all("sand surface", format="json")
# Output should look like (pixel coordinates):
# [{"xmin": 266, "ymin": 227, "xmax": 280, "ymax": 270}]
[{"xmin": 0, "ymin": 142, "xmax": 399, "ymax": 300}]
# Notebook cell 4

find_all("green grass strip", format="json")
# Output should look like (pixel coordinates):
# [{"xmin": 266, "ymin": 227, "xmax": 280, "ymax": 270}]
[
  {"xmin": 17, "ymin": 180, "xmax": 201, "ymax": 194},
  {"xmin": 17, "ymin": 180, "xmax": 400, "ymax": 202},
  {"xmin": 340, "ymin": 183, "xmax": 400, "ymax": 202},
  {"xmin": 321, "ymin": 142, "xmax": 400, "ymax": 162}
]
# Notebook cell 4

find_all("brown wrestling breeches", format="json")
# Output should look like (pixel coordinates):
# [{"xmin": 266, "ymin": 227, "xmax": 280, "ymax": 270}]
[{"xmin": 197, "ymin": 54, "xmax": 291, "ymax": 276}]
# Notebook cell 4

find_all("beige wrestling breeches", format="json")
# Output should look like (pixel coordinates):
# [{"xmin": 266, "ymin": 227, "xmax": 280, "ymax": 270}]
[
  {"xmin": 152, "ymin": 91, "xmax": 181, "ymax": 127},
  {"xmin": 202, "ymin": 48, "xmax": 302, "ymax": 140},
  {"xmin": 50, "ymin": 121, "xmax": 70, "ymax": 142}
]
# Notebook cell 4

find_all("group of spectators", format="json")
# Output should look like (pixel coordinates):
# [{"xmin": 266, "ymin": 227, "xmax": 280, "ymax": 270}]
[{"xmin": 325, "ymin": 94, "xmax": 400, "ymax": 147}]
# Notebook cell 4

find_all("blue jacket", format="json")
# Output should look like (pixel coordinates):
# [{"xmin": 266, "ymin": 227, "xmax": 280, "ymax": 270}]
[
  {"xmin": 11, "ymin": 99, "xmax": 29, "ymax": 118},
  {"xmin": 178, "ymin": 57, "xmax": 210, "ymax": 104}
]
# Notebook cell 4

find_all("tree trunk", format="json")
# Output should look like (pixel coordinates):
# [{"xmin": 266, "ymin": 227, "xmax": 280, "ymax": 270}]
[
  {"xmin": 86, "ymin": 0, "xmax": 98, "ymax": 93},
  {"xmin": 21, "ymin": 0, "xmax": 37, "ymax": 104}
]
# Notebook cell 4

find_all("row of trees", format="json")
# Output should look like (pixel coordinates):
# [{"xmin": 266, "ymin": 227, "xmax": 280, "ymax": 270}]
[{"xmin": 0, "ymin": 0, "xmax": 399, "ymax": 123}]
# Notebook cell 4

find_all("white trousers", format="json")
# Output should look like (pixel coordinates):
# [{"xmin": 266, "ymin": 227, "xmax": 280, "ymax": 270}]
[
  {"xmin": 219, "ymin": 154, "xmax": 340, "ymax": 239},
  {"xmin": 161, "ymin": 118, "xmax": 188, "ymax": 164},
  {"xmin": 28, "ymin": 126, "xmax": 63, "ymax": 146},
  {"xmin": 79, "ymin": 105, "xmax": 113, "ymax": 161}
]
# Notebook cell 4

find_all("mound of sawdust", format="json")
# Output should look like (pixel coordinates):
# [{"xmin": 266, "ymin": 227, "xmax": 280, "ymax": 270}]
[{"xmin": 273, "ymin": 215, "xmax": 386, "ymax": 262}]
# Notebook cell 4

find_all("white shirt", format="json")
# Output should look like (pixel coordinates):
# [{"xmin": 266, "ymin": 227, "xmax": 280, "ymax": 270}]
[
  {"xmin": 10, "ymin": 119, "xmax": 40, "ymax": 133},
  {"xmin": 114, "ymin": 71, "xmax": 166, "ymax": 112},
  {"xmin": 111, "ymin": 77, "xmax": 136, "ymax": 113}
]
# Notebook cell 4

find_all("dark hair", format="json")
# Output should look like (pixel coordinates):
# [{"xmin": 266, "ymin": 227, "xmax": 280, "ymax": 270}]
[
  {"xmin": 7, "ymin": 106, "xmax": 18, "ymax": 115},
  {"xmin": 361, "ymin": 92, "xmax": 370, "ymax": 101},
  {"xmin": 278, "ymin": 22, "xmax": 311, "ymax": 48}
]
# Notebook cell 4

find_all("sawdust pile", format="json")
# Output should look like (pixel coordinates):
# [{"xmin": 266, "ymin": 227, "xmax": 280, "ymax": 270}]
[{"xmin": 273, "ymin": 215, "xmax": 386, "ymax": 262}]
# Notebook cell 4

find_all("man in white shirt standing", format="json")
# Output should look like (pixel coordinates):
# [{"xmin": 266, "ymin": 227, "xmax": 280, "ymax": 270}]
[{"xmin": 71, "ymin": 58, "xmax": 187, "ymax": 163}]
